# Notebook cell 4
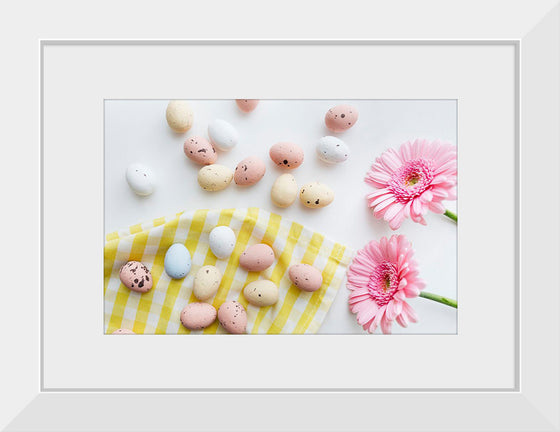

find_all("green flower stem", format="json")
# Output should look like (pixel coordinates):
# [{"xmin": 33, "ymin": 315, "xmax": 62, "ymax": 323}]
[
  {"xmin": 419, "ymin": 291, "xmax": 457, "ymax": 308},
  {"xmin": 444, "ymin": 209, "xmax": 458, "ymax": 222}
]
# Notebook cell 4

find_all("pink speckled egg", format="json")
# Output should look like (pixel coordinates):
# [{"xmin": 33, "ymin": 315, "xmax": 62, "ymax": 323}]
[
  {"xmin": 324, "ymin": 104, "xmax": 359, "ymax": 133},
  {"xmin": 112, "ymin": 328, "xmax": 135, "ymax": 334},
  {"xmin": 234, "ymin": 156, "xmax": 266, "ymax": 186},
  {"xmin": 218, "ymin": 300, "xmax": 247, "ymax": 334},
  {"xmin": 269, "ymin": 142, "xmax": 304, "ymax": 170},
  {"xmin": 180, "ymin": 302, "xmax": 217, "ymax": 330},
  {"xmin": 288, "ymin": 264, "xmax": 323, "ymax": 292},
  {"xmin": 236, "ymin": 99, "xmax": 259, "ymax": 113},
  {"xmin": 183, "ymin": 136, "xmax": 217, "ymax": 165},
  {"xmin": 239, "ymin": 244, "xmax": 275, "ymax": 272},
  {"xmin": 119, "ymin": 261, "xmax": 153, "ymax": 293}
]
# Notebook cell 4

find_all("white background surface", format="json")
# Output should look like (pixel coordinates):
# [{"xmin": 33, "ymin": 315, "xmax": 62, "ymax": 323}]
[{"xmin": 105, "ymin": 99, "xmax": 457, "ymax": 334}]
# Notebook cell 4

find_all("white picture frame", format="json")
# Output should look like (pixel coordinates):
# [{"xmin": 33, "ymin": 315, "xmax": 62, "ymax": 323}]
[{"xmin": 2, "ymin": 1, "xmax": 559, "ymax": 430}]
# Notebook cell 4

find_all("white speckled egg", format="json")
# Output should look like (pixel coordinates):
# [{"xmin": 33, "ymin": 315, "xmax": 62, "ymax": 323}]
[
  {"xmin": 164, "ymin": 243, "xmax": 192, "ymax": 279},
  {"xmin": 300, "ymin": 182, "xmax": 335, "ymax": 208},
  {"xmin": 316, "ymin": 136, "xmax": 350, "ymax": 164},
  {"xmin": 126, "ymin": 163, "xmax": 155, "ymax": 196},
  {"xmin": 209, "ymin": 226, "xmax": 236, "ymax": 259},
  {"xmin": 193, "ymin": 265, "xmax": 222, "ymax": 301},
  {"xmin": 218, "ymin": 301, "xmax": 247, "ymax": 334},
  {"xmin": 270, "ymin": 173, "xmax": 298, "ymax": 208},
  {"xmin": 180, "ymin": 303, "xmax": 217, "ymax": 330},
  {"xmin": 208, "ymin": 119, "xmax": 239, "ymax": 151},
  {"xmin": 166, "ymin": 100, "xmax": 193, "ymax": 133},
  {"xmin": 243, "ymin": 280, "xmax": 279, "ymax": 307},
  {"xmin": 197, "ymin": 164, "xmax": 233, "ymax": 191}
]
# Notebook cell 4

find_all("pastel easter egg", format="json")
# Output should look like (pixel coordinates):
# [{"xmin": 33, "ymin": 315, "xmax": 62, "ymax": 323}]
[
  {"xmin": 300, "ymin": 182, "xmax": 335, "ymax": 208},
  {"xmin": 324, "ymin": 104, "xmax": 358, "ymax": 133},
  {"xmin": 208, "ymin": 119, "xmax": 239, "ymax": 151},
  {"xmin": 164, "ymin": 243, "xmax": 192, "ymax": 279},
  {"xmin": 183, "ymin": 136, "xmax": 217, "ymax": 165},
  {"xmin": 218, "ymin": 300, "xmax": 247, "ymax": 334},
  {"xmin": 193, "ymin": 265, "xmax": 222, "ymax": 301},
  {"xmin": 239, "ymin": 244, "xmax": 275, "ymax": 272},
  {"xmin": 180, "ymin": 302, "xmax": 217, "ymax": 330},
  {"xmin": 197, "ymin": 164, "xmax": 233, "ymax": 191},
  {"xmin": 316, "ymin": 136, "xmax": 350, "ymax": 164},
  {"xmin": 126, "ymin": 163, "xmax": 155, "ymax": 196},
  {"xmin": 119, "ymin": 261, "xmax": 153, "ymax": 293},
  {"xmin": 270, "ymin": 173, "xmax": 298, "ymax": 208},
  {"xmin": 209, "ymin": 226, "xmax": 236, "ymax": 259},
  {"xmin": 236, "ymin": 99, "xmax": 259, "ymax": 113},
  {"xmin": 234, "ymin": 156, "xmax": 266, "ymax": 186},
  {"xmin": 269, "ymin": 142, "xmax": 304, "ymax": 170},
  {"xmin": 112, "ymin": 328, "xmax": 135, "ymax": 334},
  {"xmin": 243, "ymin": 280, "xmax": 279, "ymax": 307},
  {"xmin": 288, "ymin": 264, "xmax": 323, "ymax": 292},
  {"xmin": 166, "ymin": 100, "xmax": 193, "ymax": 133}
]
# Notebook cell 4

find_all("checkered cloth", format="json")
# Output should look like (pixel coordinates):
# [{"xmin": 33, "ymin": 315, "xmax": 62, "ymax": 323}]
[{"xmin": 104, "ymin": 207, "xmax": 353, "ymax": 334}]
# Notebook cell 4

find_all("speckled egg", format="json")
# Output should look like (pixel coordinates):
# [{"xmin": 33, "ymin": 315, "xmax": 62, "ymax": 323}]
[
  {"xmin": 236, "ymin": 99, "xmax": 259, "ymax": 113},
  {"xmin": 270, "ymin": 173, "xmax": 298, "ymax": 208},
  {"xmin": 112, "ymin": 328, "xmax": 135, "ymax": 334},
  {"xmin": 209, "ymin": 226, "xmax": 236, "ymax": 259},
  {"xmin": 208, "ymin": 119, "xmax": 239, "ymax": 151},
  {"xmin": 119, "ymin": 261, "xmax": 153, "ymax": 293},
  {"xmin": 234, "ymin": 156, "xmax": 266, "ymax": 186},
  {"xmin": 183, "ymin": 136, "xmax": 217, "ymax": 165},
  {"xmin": 180, "ymin": 303, "xmax": 217, "ymax": 330},
  {"xmin": 218, "ymin": 300, "xmax": 247, "ymax": 334},
  {"xmin": 299, "ymin": 182, "xmax": 335, "ymax": 208},
  {"xmin": 164, "ymin": 243, "xmax": 191, "ymax": 279},
  {"xmin": 239, "ymin": 244, "xmax": 275, "ymax": 272},
  {"xmin": 243, "ymin": 280, "xmax": 279, "ymax": 307},
  {"xmin": 325, "ymin": 104, "xmax": 358, "ymax": 133},
  {"xmin": 269, "ymin": 142, "xmax": 304, "ymax": 170},
  {"xmin": 126, "ymin": 163, "xmax": 155, "ymax": 196},
  {"xmin": 197, "ymin": 164, "xmax": 233, "ymax": 191},
  {"xmin": 166, "ymin": 100, "xmax": 193, "ymax": 133},
  {"xmin": 193, "ymin": 265, "xmax": 222, "ymax": 301},
  {"xmin": 288, "ymin": 264, "xmax": 323, "ymax": 292},
  {"xmin": 316, "ymin": 136, "xmax": 350, "ymax": 164}
]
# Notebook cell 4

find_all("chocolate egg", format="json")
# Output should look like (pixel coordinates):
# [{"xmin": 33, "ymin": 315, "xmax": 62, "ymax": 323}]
[
  {"xmin": 239, "ymin": 244, "xmax": 275, "ymax": 272},
  {"xmin": 119, "ymin": 261, "xmax": 153, "ymax": 293},
  {"xmin": 243, "ymin": 280, "xmax": 279, "ymax": 307},
  {"xmin": 126, "ymin": 163, "xmax": 155, "ymax": 196},
  {"xmin": 166, "ymin": 100, "xmax": 193, "ymax": 133},
  {"xmin": 325, "ymin": 104, "xmax": 358, "ymax": 133},
  {"xmin": 180, "ymin": 303, "xmax": 217, "ymax": 330},
  {"xmin": 300, "ymin": 182, "xmax": 335, "ymax": 208},
  {"xmin": 234, "ymin": 156, "xmax": 266, "ymax": 186},
  {"xmin": 193, "ymin": 265, "xmax": 222, "ymax": 301},
  {"xmin": 269, "ymin": 142, "xmax": 304, "ymax": 170},
  {"xmin": 218, "ymin": 301, "xmax": 247, "ymax": 334},
  {"xmin": 197, "ymin": 164, "xmax": 233, "ymax": 191},
  {"xmin": 316, "ymin": 136, "xmax": 350, "ymax": 164},
  {"xmin": 164, "ymin": 243, "xmax": 191, "ymax": 279},
  {"xmin": 112, "ymin": 328, "xmax": 135, "ymax": 334},
  {"xmin": 209, "ymin": 226, "xmax": 236, "ymax": 259},
  {"xmin": 183, "ymin": 136, "xmax": 217, "ymax": 165},
  {"xmin": 270, "ymin": 173, "xmax": 298, "ymax": 208},
  {"xmin": 208, "ymin": 119, "xmax": 239, "ymax": 151},
  {"xmin": 236, "ymin": 99, "xmax": 259, "ymax": 113},
  {"xmin": 288, "ymin": 264, "xmax": 323, "ymax": 292}
]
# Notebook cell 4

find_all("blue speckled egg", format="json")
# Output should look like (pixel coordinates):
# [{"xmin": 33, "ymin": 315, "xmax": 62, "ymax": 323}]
[{"xmin": 164, "ymin": 243, "xmax": 192, "ymax": 279}]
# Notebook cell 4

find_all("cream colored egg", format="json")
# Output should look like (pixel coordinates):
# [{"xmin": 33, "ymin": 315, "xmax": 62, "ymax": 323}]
[
  {"xmin": 166, "ymin": 101, "xmax": 193, "ymax": 133},
  {"xmin": 299, "ymin": 182, "xmax": 335, "ymax": 208},
  {"xmin": 243, "ymin": 280, "xmax": 279, "ymax": 307},
  {"xmin": 193, "ymin": 265, "xmax": 222, "ymax": 301},
  {"xmin": 271, "ymin": 173, "xmax": 298, "ymax": 208},
  {"xmin": 197, "ymin": 164, "xmax": 233, "ymax": 191}
]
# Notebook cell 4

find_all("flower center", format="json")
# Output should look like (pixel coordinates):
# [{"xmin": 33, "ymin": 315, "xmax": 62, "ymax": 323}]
[
  {"xmin": 388, "ymin": 158, "xmax": 435, "ymax": 203},
  {"xmin": 368, "ymin": 262, "xmax": 399, "ymax": 307}
]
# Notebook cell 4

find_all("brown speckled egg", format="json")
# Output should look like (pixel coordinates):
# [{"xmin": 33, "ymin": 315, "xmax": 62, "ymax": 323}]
[
  {"xmin": 239, "ymin": 244, "xmax": 275, "ymax": 272},
  {"xmin": 119, "ymin": 261, "xmax": 153, "ymax": 293},
  {"xmin": 234, "ymin": 156, "xmax": 266, "ymax": 186},
  {"xmin": 183, "ymin": 136, "xmax": 217, "ymax": 165},
  {"xmin": 218, "ymin": 300, "xmax": 247, "ymax": 334},
  {"xmin": 236, "ymin": 99, "xmax": 259, "ymax": 113},
  {"xmin": 180, "ymin": 303, "xmax": 217, "ymax": 330},
  {"xmin": 269, "ymin": 142, "xmax": 304, "ymax": 170},
  {"xmin": 112, "ymin": 328, "xmax": 135, "ymax": 334},
  {"xmin": 288, "ymin": 264, "xmax": 323, "ymax": 292},
  {"xmin": 325, "ymin": 104, "xmax": 358, "ymax": 133}
]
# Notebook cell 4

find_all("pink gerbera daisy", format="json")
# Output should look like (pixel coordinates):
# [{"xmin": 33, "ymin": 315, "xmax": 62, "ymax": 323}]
[
  {"xmin": 365, "ymin": 139, "xmax": 457, "ymax": 230},
  {"xmin": 347, "ymin": 235, "xmax": 425, "ymax": 334}
]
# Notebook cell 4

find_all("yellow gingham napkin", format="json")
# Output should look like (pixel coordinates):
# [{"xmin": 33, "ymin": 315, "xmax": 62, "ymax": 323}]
[{"xmin": 104, "ymin": 207, "xmax": 353, "ymax": 334}]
